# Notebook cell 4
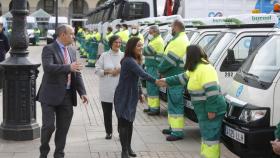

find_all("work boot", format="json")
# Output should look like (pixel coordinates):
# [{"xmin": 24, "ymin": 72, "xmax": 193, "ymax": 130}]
[
  {"xmin": 166, "ymin": 135, "xmax": 183, "ymax": 141},
  {"xmin": 143, "ymin": 108, "xmax": 150, "ymax": 113},
  {"xmin": 162, "ymin": 128, "xmax": 171, "ymax": 135},
  {"xmin": 147, "ymin": 111, "xmax": 160, "ymax": 116}
]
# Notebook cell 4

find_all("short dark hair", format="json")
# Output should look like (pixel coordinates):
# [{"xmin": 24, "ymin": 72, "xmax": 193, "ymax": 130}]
[
  {"xmin": 122, "ymin": 37, "xmax": 142, "ymax": 64},
  {"xmin": 108, "ymin": 35, "xmax": 121, "ymax": 49},
  {"xmin": 107, "ymin": 26, "xmax": 113, "ymax": 32},
  {"xmin": 116, "ymin": 24, "xmax": 121, "ymax": 28},
  {"xmin": 185, "ymin": 45, "xmax": 209, "ymax": 71},
  {"xmin": 122, "ymin": 24, "xmax": 128, "ymax": 29},
  {"xmin": 173, "ymin": 19, "xmax": 185, "ymax": 31}
]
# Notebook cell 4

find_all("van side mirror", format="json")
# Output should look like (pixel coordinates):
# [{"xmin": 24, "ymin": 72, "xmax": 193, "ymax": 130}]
[{"xmin": 226, "ymin": 49, "xmax": 235, "ymax": 65}]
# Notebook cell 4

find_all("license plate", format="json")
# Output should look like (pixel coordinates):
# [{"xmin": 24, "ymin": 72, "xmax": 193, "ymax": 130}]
[
  {"xmin": 159, "ymin": 87, "xmax": 166, "ymax": 93},
  {"xmin": 225, "ymin": 125, "xmax": 245, "ymax": 144}
]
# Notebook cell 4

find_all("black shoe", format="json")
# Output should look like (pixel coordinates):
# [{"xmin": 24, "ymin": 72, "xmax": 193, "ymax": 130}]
[
  {"xmin": 105, "ymin": 133, "xmax": 112, "ymax": 140},
  {"xmin": 166, "ymin": 135, "xmax": 183, "ymax": 141},
  {"xmin": 147, "ymin": 111, "xmax": 160, "ymax": 116},
  {"xmin": 128, "ymin": 148, "xmax": 137, "ymax": 157},
  {"xmin": 143, "ymin": 108, "xmax": 150, "ymax": 112},
  {"xmin": 121, "ymin": 151, "xmax": 129, "ymax": 158},
  {"xmin": 162, "ymin": 128, "xmax": 171, "ymax": 135}
]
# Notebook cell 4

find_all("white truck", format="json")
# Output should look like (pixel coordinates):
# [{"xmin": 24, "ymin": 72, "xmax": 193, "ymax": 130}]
[
  {"xmin": 47, "ymin": 16, "xmax": 68, "ymax": 44},
  {"xmin": 221, "ymin": 31, "xmax": 280, "ymax": 158},
  {"xmin": 177, "ymin": 0, "xmax": 272, "ymax": 18}
]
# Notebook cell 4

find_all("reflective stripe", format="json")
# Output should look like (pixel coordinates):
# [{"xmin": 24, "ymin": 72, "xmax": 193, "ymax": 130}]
[
  {"xmin": 168, "ymin": 51, "xmax": 180, "ymax": 60},
  {"xmin": 145, "ymin": 56, "xmax": 157, "ymax": 60},
  {"xmin": 201, "ymin": 142, "xmax": 220, "ymax": 158},
  {"xmin": 203, "ymin": 140, "xmax": 220, "ymax": 146},
  {"xmin": 168, "ymin": 115, "xmax": 185, "ymax": 129},
  {"xmin": 205, "ymin": 90, "xmax": 220, "ymax": 97},
  {"xmin": 172, "ymin": 128, "xmax": 184, "ymax": 132},
  {"xmin": 179, "ymin": 63, "xmax": 185, "ymax": 68},
  {"xmin": 164, "ymin": 55, "xmax": 177, "ymax": 66},
  {"xmin": 178, "ymin": 74, "xmax": 187, "ymax": 85},
  {"xmin": 148, "ymin": 97, "xmax": 160, "ymax": 109},
  {"xmin": 203, "ymin": 81, "xmax": 218, "ymax": 89},
  {"xmin": 169, "ymin": 114, "xmax": 184, "ymax": 117},
  {"xmin": 147, "ymin": 45, "xmax": 156, "ymax": 55},
  {"xmin": 191, "ymin": 96, "xmax": 207, "ymax": 101},
  {"xmin": 189, "ymin": 89, "xmax": 205, "ymax": 95}
]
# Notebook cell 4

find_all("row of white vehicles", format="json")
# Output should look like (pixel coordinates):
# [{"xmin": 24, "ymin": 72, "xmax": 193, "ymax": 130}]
[
  {"xmin": 141, "ymin": 14, "xmax": 279, "ymax": 158},
  {"xmin": 0, "ymin": 15, "xmax": 68, "ymax": 45}
]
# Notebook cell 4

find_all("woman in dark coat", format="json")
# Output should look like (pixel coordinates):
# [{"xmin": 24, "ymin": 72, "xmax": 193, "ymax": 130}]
[{"xmin": 114, "ymin": 37, "xmax": 156, "ymax": 158}]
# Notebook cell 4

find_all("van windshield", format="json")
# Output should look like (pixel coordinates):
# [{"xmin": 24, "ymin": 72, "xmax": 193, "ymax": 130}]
[
  {"xmin": 241, "ymin": 35, "xmax": 280, "ymax": 83},
  {"xmin": 27, "ymin": 23, "xmax": 35, "ymax": 29},
  {"xmin": 206, "ymin": 32, "xmax": 236, "ymax": 64}
]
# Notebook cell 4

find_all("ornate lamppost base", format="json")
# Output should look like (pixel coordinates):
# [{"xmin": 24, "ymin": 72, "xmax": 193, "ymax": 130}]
[{"xmin": 0, "ymin": 123, "xmax": 40, "ymax": 141}]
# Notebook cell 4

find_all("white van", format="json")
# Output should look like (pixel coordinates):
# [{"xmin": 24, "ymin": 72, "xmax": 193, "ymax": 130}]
[
  {"xmin": 183, "ymin": 14, "xmax": 279, "ymax": 122},
  {"xmin": 26, "ymin": 16, "xmax": 38, "ymax": 45},
  {"xmin": 47, "ymin": 16, "xmax": 68, "ymax": 44},
  {"xmin": 221, "ymin": 31, "xmax": 280, "ymax": 158}
]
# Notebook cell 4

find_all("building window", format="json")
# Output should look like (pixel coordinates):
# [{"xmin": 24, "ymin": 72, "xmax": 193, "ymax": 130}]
[
  {"xmin": 44, "ymin": 0, "xmax": 54, "ymax": 14},
  {"xmin": 73, "ymin": 0, "xmax": 84, "ymax": 14}
]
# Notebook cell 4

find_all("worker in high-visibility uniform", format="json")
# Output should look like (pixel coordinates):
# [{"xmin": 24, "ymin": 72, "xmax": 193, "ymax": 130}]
[
  {"xmin": 87, "ymin": 28, "xmax": 101, "ymax": 67},
  {"xmin": 103, "ymin": 26, "xmax": 114, "ymax": 52},
  {"xmin": 157, "ymin": 45, "xmax": 227, "ymax": 158},
  {"xmin": 158, "ymin": 20, "xmax": 189, "ymax": 141},
  {"xmin": 114, "ymin": 24, "xmax": 121, "ymax": 35},
  {"xmin": 80, "ymin": 29, "xmax": 89, "ymax": 58},
  {"xmin": 142, "ymin": 25, "xmax": 164, "ymax": 116},
  {"xmin": 34, "ymin": 27, "xmax": 40, "ymax": 45},
  {"xmin": 76, "ymin": 27, "xmax": 83, "ymax": 45},
  {"xmin": 118, "ymin": 24, "xmax": 129, "ymax": 52},
  {"xmin": 129, "ymin": 24, "xmax": 144, "ymax": 43}
]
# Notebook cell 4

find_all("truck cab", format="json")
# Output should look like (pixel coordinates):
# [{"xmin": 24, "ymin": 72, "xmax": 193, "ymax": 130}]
[
  {"xmin": 47, "ymin": 16, "xmax": 68, "ymax": 44},
  {"xmin": 221, "ymin": 31, "xmax": 280, "ymax": 158}
]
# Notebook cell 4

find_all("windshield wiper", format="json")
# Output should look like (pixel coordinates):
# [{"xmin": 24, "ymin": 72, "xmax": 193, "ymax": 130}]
[{"xmin": 241, "ymin": 70, "xmax": 266, "ymax": 88}]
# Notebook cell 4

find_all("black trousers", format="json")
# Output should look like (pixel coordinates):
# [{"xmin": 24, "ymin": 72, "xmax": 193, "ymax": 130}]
[
  {"xmin": 101, "ymin": 101, "xmax": 113, "ymax": 134},
  {"xmin": 118, "ymin": 117, "xmax": 133, "ymax": 152},
  {"xmin": 40, "ymin": 91, "xmax": 74, "ymax": 158}
]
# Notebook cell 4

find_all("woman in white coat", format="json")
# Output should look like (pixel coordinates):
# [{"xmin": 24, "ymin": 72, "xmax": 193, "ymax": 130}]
[{"xmin": 95, "ymin": 35, "xmax": 124, "ymax": 139}]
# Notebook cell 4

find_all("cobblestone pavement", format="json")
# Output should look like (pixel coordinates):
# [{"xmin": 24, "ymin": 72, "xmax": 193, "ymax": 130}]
[{"xmin": 0, "ymin": 41, "xmax": 238, "ymax": 158}]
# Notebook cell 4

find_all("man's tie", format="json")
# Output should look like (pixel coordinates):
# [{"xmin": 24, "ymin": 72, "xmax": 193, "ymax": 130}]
[{"xmin": 63, "ymin": 47, "xmax": 71, "ymax": 89}]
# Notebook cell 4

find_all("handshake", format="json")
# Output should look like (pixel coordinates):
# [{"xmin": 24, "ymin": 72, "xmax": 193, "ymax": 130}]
[
  {"xmin": 104, "ymin": 67, "xmax": 121, "ymax": 76},
  {"xmin": 155, "ymin": 79, "xmax": 168, "ymax": 87}
]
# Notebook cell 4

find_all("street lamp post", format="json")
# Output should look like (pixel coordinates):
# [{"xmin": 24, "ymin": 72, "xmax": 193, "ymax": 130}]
[{"xmin": 0, "ymin": 0, "xmax": 40, "ymax": 140}]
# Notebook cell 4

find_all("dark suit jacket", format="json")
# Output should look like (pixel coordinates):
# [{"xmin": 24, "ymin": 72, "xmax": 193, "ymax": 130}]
[{"xmin": 37, "ymin": 41, "xmax": 86, "ymax": 106}]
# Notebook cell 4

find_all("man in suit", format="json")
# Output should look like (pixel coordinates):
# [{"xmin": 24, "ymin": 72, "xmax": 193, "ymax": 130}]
[{"xmin": 37, "ymin": 24, "xmax": 88, "ymax": 158}]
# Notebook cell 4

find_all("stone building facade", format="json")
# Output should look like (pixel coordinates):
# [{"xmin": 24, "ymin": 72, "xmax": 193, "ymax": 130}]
[{"xmin": 0, "ymin": 0, "xmax": 97, "ymax": 20}]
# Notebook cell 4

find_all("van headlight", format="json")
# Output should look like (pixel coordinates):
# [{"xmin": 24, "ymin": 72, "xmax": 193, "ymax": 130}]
[
  {"xmin": 238, "ymin": 105, "xmax": 270, "ymax": 128},
  {"xmin": 239, "ymin": 109, "xmax": 267, "ymax": 122}
]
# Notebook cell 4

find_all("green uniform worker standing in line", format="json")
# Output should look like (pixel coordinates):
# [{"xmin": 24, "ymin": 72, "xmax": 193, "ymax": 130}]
[
  {"xmin": 129, "ymin": 24, "xmax": 144, "ymax": 43},
  {"xmin": 103, "ymin": 26, "xmax": 114, "ymax": 52},
  {"xmin": 271, "ymin": 122, "xmax": 280, "ymax": 155},
  {"xmin": 87, "ymin": 28, "xmax": 101, "ymax": 67},
  {"xmin": 81, "ymin": 29, "xmax": 89, "ymax": 58},
  {"xmin": 158, "ymin": 20, "xmax": 189, "ymax": 141},
  {"xmin": 118, "ymin": 24, "xmax": 129, "ymax": 52},
  {"xmin": 114, "ymin": 24, "xmax": 121, "ymax": 35},
  {"xmin": 34, "ymin": 27, "xmax": 40, "ymax": 45},
  {"xmin": 142, "ymin": 25, "xmax": 164, "ymax": 116},
  {"xmin": 156, "ymin": 45, "xmax": 227, "ymax": 158}
]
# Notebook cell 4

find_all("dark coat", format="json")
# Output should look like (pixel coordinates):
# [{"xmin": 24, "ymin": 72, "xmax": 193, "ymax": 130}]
[
  {"xmin": 37, "ymin": 41, "xmax": 86, "ymax": 106},
  {"xmin": 0, "ymin": 31, "xmax": 10, "ymax": 62},
  {"xmin": 114, "ymin": 57, "xmax": 155, "ymax": 121}
]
